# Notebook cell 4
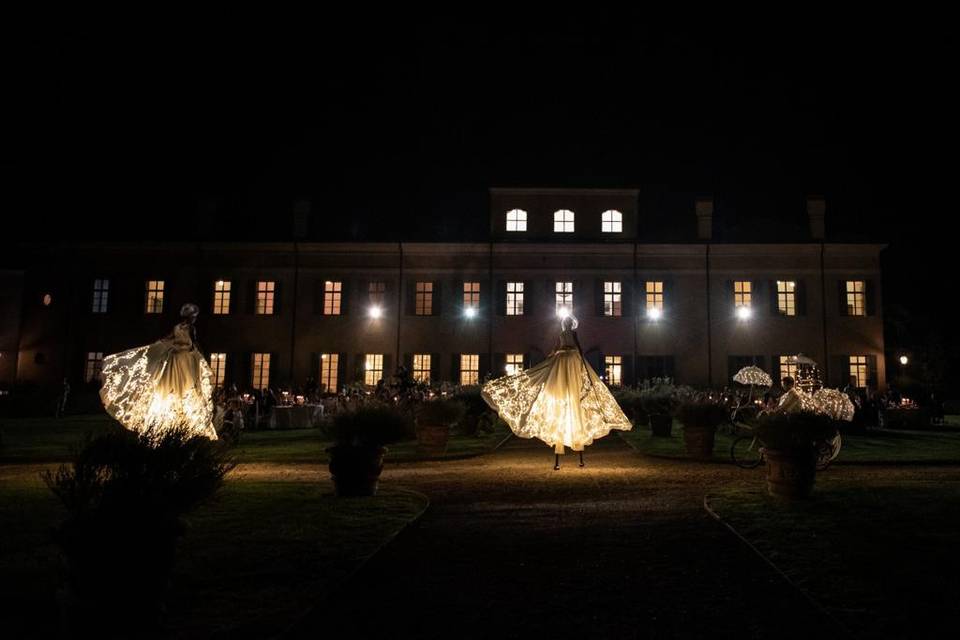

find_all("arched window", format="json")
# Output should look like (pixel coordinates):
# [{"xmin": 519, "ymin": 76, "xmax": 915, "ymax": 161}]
[
  {"xmin": 506, "ymin": 209, "xmax": 527, "ymax": 232},
  {"xmin": 601, "ymin": 209, "xmax": 623, "ymax": 233},
  {"xmin": 553, "ymin": 209, "xmax": 575, "ymax": 233}
]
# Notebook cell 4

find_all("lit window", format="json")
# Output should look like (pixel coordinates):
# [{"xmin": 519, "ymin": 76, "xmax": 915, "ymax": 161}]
[
  {"xmin": 145, "ymin": 280, "xmax": 165, "ymax": 314},
  {"xmin": 645, "ymin": 281, "xmax": 664, "ymax": 311},
  {"xmin": 92, "ymin": 279, "xmax": 109, "ymax": 313},
  {"xmin": 777, "ymin": 280, "xmax": 796, "ymax": 316},
  {"xmin": 506, "ymin": 209, "xmax": 527, "ymax": 232},
  {"xmin": 320, "ymin": 353, "xmax": 339, "ymax": 393},
  {"xmin": 553, "ymin": 209, "xmax": 575, "ymax": 233},
  {"xmin": 256, "ymin": 281, "xmax": 276, "ymax": 315},
  {"xmin": 845, "ymin": 280, "xmax": 865, "ymax": 316},
  {"xmin": 251, "ymin": 353, "xmax": 271, "ymax": 390},
  {"xmin": 460, "ymin": 354, "xmax": 479, "ymax": 385},
  {"xmin": 849, "ymin": 355, "xmax": 868, "ymax": 388},
  {"xmin": 463, "ymin": 282, "xmax": 480, "ymax": 310},
  {"xmin": 506, "ymin": 281, "xmax": 524, "ymax": 316},
  {"xmin": 323, "ymin": 281, "xmax": 342, "ymax": 315},
  {"xmin": 213, "ymin": 280, "xmax": 231, "ymax": 315},
  {"xmin": 364, "ymin": 353, "xmax": 384, "ymax": 386},
  {"xmin": 369, "ymin": 281, "xmax": 386, "ymax": 305},
  {"xmin": 733, "ymin": 281, "xmax": 751, "ymax": 308},
  {"xmin": 604, "ymin": 355, "xmax": 623, "ymax": 386},
  {"xmin": 84, "ymin": 351, "xmax": 104, "ymax": 383},
  {"xmin": 413, "ymin": 354, "xmax": 431, "ymax": 382},
  {"xmin": 505, "ymin": 353, "xmax": 524, "ymax": 375},
  {"xmin": 601, "ymin": 210, "xmax": 623, "ymax": 233},
  {"xmin": 779, "ymin": 356, "xmax": 799, "ymax": 382},
  {"xmin": 209, "ymin": 353, "xmax": 226, "ymax": 387},
  {"xmin": 555, "ymin": 281, "xmax": 573, "ymax": 313},
  {"xmin": 415, "ymin": 281, "xmax": 433, "ymax": 315},
  {"xmin": 604, "ymin": 281, "xmax": 622, "ymax": 316}
]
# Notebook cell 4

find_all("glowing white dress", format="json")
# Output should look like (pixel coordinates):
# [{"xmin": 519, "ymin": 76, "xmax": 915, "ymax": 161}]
[
  {"xmin": 482, "ymin": 328, "xmax": 632, "ymax": 453},
  {"xmin": 99, "ymin": 322, "xmax": 217, "ymax": 439}
]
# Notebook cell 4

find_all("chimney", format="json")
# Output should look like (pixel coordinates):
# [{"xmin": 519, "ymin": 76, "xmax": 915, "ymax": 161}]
[
  {"xmin": 292, "ymin": 198, "xmax": 311, "ymax": 239},
  {"xmin": 807, "ymin": 195, "xmax": 825, "ymax": 240},
  {"xmin": 695, "ymin": 196, "xmax": 713, "ymax": 240}
]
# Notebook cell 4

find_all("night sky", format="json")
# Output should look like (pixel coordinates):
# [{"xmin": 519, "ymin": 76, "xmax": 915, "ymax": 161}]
[{"xmin": 3, "ymin": 16, "xmax": 956, "ymax": 383}]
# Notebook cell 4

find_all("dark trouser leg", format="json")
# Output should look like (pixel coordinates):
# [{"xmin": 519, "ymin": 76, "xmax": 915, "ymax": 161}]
[
  {"xmin": 579, "ymin": 450, "xmax": 585, "ymax": 467},
  {"xmin": 554, "ymin": 453, "xmax": 560, "ymax": 471}
]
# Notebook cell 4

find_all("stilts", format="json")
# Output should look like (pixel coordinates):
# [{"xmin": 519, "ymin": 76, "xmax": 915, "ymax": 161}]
[
  {"xmin": 554, "ymin": 453, "xmax": 560, "ymax": 471},
  {"xmin": 578, "ymin": 450, "xmax": 585, "ymax": 467}
]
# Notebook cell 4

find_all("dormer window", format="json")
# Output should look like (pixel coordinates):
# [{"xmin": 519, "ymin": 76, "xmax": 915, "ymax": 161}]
[
  {"xmin": 506, "ymin": 209, "xmax": 527, "ymax": 232},
  {"xmin": 601, "ymin": 209, "xmax": 623, "ymax": 233},
  {"xmin": 553, "ymin": 209, "xmax": 575, "ymax": 233}
]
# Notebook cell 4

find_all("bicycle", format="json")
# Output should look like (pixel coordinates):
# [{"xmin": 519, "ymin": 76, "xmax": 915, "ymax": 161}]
[{"xmin": 730, "ymin": 423, "xmax": 843, "ymax": 471}]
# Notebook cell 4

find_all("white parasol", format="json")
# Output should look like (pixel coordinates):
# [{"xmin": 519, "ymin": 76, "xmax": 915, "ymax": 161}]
[
  {"xmin": 810, "ymin": 388, "xmax": 856, "ymax": 422},
  {"xmin": 733, "ymin": 366, "xmax": 773, "ymax": 387}
]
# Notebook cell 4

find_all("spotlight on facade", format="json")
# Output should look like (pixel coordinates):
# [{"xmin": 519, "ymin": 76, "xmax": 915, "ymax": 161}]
[
  {"xmin": 899, "ymin": 355, "xmax": 909, "ymax": 365},
  {"xmin": 646, "ymin": 307, "xmax": 662, "ymax": 320},
  {"xmin": 464, "ymin": 306, "xmax": 477, "ymax": 319},
  {"xmin": 368, "ymin": 305, "xmax": 383, "ymax": 319},
  {"xmin": 558, "ymin": 306, "xmax": 571, "ymax": 319},
  {"xmin": 736, "ymin": 306, "xmax": 752, "ymax": 320}
]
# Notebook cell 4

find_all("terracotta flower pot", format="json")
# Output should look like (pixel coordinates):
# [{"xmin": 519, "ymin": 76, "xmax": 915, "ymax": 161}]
[
  {"xmin": 416, "ymin": 423, "xmax": 450, "ymax": 456},
  {"xmin": 682, "ymin": 424, "xmax": 716, "ymax": 459},
  {"xmin": 649, "ymin": 414, "xmax": 673, "ymax": 437},
  {"xmin": 763, "ymin": 447, "xmax": 817, "ymax": 498},
  {"xmin": 327, "ymin": 445, "xmax": 387, "ymax": 497}
]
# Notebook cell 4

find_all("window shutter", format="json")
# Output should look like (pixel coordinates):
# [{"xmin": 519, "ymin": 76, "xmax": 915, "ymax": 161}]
[
  {"xmin": 247, "ymin": 280, "xmax": 257, "ymax": 314},
  {"xmin": 273, "ymin": 281, "xmax": 283, "ymax": 315},
  {"xmin": 313, "ymin": 280, "xmax": 324, "ymax": 314},
  {"xmin": 433, "ymin": 280, "xmax": 442, "ymax": 316},
  {"xmin": 493, "ymin": 353, "xmax": 505, "ymax": 377},
  {"xmin": 595, "ymin": 279, "xmax": 605, "ymax": 316},
  {"xmin": 496, "ymin": 280, "xmax": 507, "ymax": 316},
  {"xmin": 865, "ymin": 280, "xmax": 877, "ymax": 316},
  {"xmin": 406, "ymin": 281, "xmax": 416, "ymax": 315},
  {"xmin": 725, "ymin": 280, "xmax": 734, "ymax": 309},
  {"xmin": 430, "ymin": 353, "xmax": 440, "ymax": 383},
  {"xmin": 382, "ymin": 354, "xmax": 393, "ymax": 380},
  {"xmin": 795, "ymin": 280, "xmax": 807, "ymax": 316},
  {"xmin": 310, "ymin": 352, "xmax": 320, "ymax": 380},
  {"xmin": 622, "ymin": 355, "xmax": 634, "ymax": 387},
  {"xmin": 478, "ymin": 353, "xmax": 491, "ymax": 382},
  {"xmin": 866, "ymin": 355, "xmax": 878, "ymax": 389},
  {"xmin": 450, "ymin": 279, "xmax": 462, "ymax": 316},
  {"xmin": 451, "ymin": 353, "xmax": 461, "ymax": 384},
  {"xmin": 339, "ymin": 281, "xmax": 349, "ymax": 316},
  {"xmin": 354, "ymin": 353, "xmax": 365, "ymax": 382},
  {"xmin": 662, "ymin": 279, "xmax": 672, "ymax": 316},
  {"xmin": 403, "ymin": 353, "xmax": 413, "ymax": 372},
  {"xmin": 833, "ymin": 355, "xmax": 849, "ymax": 388},
  {"xmin": 523, "ymin": 280, "xmax": 534, "ymax": 315},
  {"xmin": 769, "ymin": 280, "xmax": 779, "ymax": 316},
  {"xmin": 234, "ymin": 351, "xmax": 249, "ymax": 390},
  {"xmin": 836, "ymin": 280, "xmax": 847, "ymax": 316},
  {"xmin": 336, "ymin": 353, "xmax": 347, "ymax": 391},
  {"xmin": 621, "ymin": 281, "xmax": 632, "ymax": 317},
  {"xmin": 771, "ymin": 355, "xmax": 781, "ymax": 385}
]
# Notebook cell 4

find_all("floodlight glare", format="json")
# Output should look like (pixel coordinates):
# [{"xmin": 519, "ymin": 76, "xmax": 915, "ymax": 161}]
[
  {"xmin": 368, "ymin": 305, "xmax": 383, "ymax": 319},
  {"xmin": 736, "ymin": 306, "xmax": 752, "ymax": 320},
  {"xmin": 558, "ymin": 307, "xmax": 571, "ymax": 319},
  {"xmin": 464, "ymin": 306, "xmax": 477, "ymax": 318},
  {"xmin": 646, "ymin": 307, "xmax": 662, "ymax": 320}
]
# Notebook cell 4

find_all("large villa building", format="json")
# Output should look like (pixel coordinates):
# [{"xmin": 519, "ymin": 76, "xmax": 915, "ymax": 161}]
[{"xmin": 0, "ymin": 189, "xmax": 886, "ymax": 393}]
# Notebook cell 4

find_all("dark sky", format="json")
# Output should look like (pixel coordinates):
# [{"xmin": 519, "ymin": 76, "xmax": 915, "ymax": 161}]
[{"xmin": 2, "ymin": 16, "xmax": 956, "ymax": 359}]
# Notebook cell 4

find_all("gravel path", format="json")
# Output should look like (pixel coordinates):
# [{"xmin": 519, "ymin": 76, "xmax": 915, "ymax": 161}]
[{"xmin": 288, "ymin": 434, "xmax": 862, "ymax": 639}]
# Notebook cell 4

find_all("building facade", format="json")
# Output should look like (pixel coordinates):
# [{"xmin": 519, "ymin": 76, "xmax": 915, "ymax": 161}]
[{"xmin": 2, "ymin": 189, "xmax": 887, "ymax": 392}]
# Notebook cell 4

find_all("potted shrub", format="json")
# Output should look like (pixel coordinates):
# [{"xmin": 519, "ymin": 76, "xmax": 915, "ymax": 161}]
[
  {"xmin": 43, "ymin": 428, "xmax": 233, "ymax": 637},
  {"xmin": 640, "ymin": 381, "xmax": 678, "ymax": 437},
  {"xmin": 677, "ymin": 395, "xmax": 729, "ymax": 459},
  {"xmin": 449, "ymin": 387, "xmax": 493, "ymax": 437},
  {"xmin": 613, "ymin": 388, "xmax": 647, "ymax": 428},
  {"xmin": 415, "ymin": 398, "xmax": 466, "ymax": 455},
  {"xmin": 755, "ymin": 411, "xmax": 839, "ymax": 499},
  {"xmin": 327, "ymin": 403, "xmax": 411, "ymax": 497}
]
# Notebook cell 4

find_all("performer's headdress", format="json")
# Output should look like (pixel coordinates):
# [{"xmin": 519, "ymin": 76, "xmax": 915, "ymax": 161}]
[
  {"xmin": 180, "ymin": 302, "xmax": 200, "ymax": 318},
  {"xmin": 560, "ymin": 314, "xmax": 579, "ymax": 331}
]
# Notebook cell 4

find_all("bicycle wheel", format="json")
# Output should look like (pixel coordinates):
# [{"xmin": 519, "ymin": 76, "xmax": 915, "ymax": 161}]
[{"xmin": 731, "ymin": 435, "xmax": 763, "ymax": 469}]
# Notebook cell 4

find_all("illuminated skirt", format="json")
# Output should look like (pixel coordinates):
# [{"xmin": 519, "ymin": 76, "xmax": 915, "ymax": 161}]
[
  {"xmin": 481, "ymin": 348, "xmax": 631, "ymax": 453},
  {"xmin": 99, "ymin": 341, "xmax": 217, "ymax": 440}
]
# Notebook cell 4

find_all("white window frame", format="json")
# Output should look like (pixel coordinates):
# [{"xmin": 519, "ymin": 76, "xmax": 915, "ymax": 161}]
[
  {"xmin": 323, "ymin": 280, "xmax": 342, "ymax": 315},
  {"xmin": 553, "ymin": 209, "xmax": 575, "ymax": 233},
  {"xmin": 506, "ymin": 208, "xmax": 527, "ymax": 232},
  {"xmin": 604, "ymin": 281, "xmax": 622, "ymax": 317},
  {"xmin": 213, "ymin": 280, "xmax": 231, "ymax": 315},
  {"xmin": 460, "ymin": 354, "xmax": 479, "ymax": 385},
  {"xmin": 604, "ymin": 355, "xmax": 623, "ymax": 386},
  {"xmin": 364, "ymin": 353, "xmax": 384, "ymax": 386},
  {"xmin": 601, "ymin": 210, "xmax": 623, "ymax": 233},
  {"xmin": 256, "ymin": 281, "xmax": 276, "ymax": 315},
  {"xmin": 320, "ymin": 353, "xmax": 339, "ymax": 393},
  {"xmin": 413, "ymin": 354, "xmax": 431, "ymax": 382},
  {"xmin": 555, "ymin": 281, "xmax": 573, "ymax": 314},
  {"xmin": 506, "ymin": 281, "xmax": 524, "ymax": 316},
  {"xmin": 92, "ymin": 279, "xmax": 109, "ymax": 314}
]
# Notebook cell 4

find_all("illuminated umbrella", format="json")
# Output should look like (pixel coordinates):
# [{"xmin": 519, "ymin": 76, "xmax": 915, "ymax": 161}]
[
  {"xmin": 811, "ymin": 388, "xmax": 855, "ymax": 422},
  {"xmin": 733, "ymin": 366, "xmax": 773, "ymax": 387}
]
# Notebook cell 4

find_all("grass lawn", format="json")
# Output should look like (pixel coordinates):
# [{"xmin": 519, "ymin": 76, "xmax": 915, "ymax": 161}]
[
  {"xmin": 0, "ymin": 415, "xmax": 510, "ymax": 465},
  {"xmin": 0, "ymin": 463, "xmax": 429, "ymax": 639},
  {"xmin": 620, "ymin": 417, "xmax": 960, "ymax": 464},
  {"xmin": 706, "ymin": 479, "xmax": 960, "ymax": 638}
]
